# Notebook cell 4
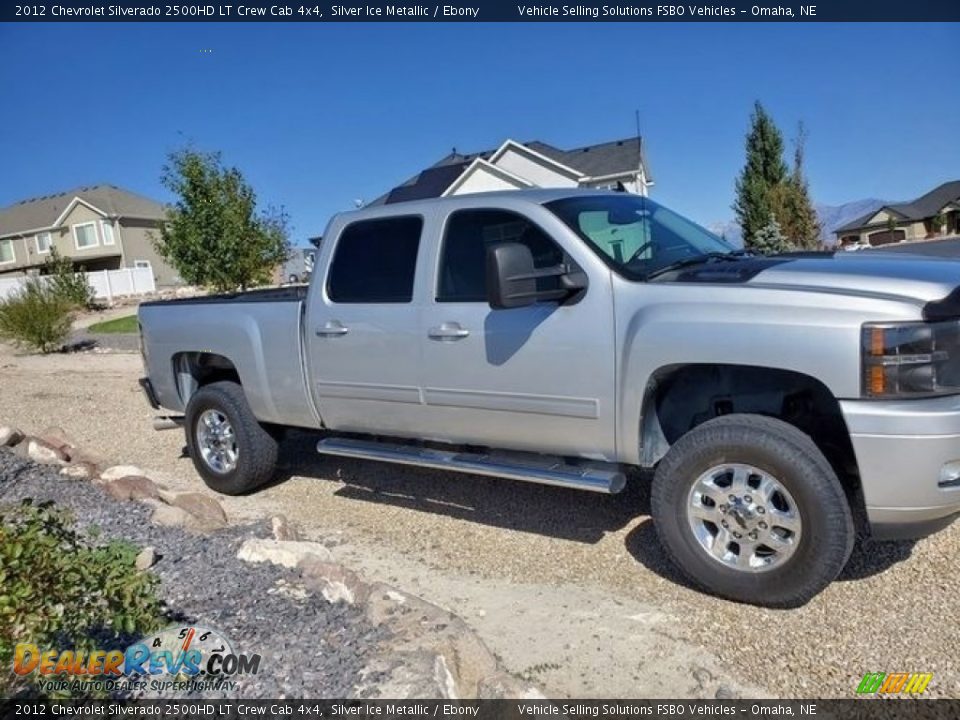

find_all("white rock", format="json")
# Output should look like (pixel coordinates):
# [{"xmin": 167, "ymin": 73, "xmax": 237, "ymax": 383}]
[
  {"xmin": 27, "ymin": 439, "xmax": 67, "ymax": 465},
  {"xmin": 236, "ymin": 538, "xmax": 332, "ymax": 569},
  {"xmin": 135, "ymin": 547, "xmax": 157, "ymax": 571},
  {"xmin": 0, "ymin": 426, "xmax": 24, "ymax": 447},
  {"xmin": 271, "ymin": 514, "xmax": 300, "ymax": 541},
  {"xmin": 100, "ymin": 465, "xmax": 146, "ymax": 481},
  {"xmin": 59, "ymin": 463, "xmax": 97, "ymax": 480}
]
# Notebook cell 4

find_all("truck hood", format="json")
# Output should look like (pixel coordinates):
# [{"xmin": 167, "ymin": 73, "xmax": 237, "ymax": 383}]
[{"xmin": 748, "ymin": 252, "xmax": 960, "ymax": 303}]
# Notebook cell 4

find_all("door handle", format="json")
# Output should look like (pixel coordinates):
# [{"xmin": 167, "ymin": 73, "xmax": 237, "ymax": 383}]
[
  {"xmin": 316, "ymin": 321, "xmax": 349, "ymax": 337},
  {"xmin": 428, "ymin": 323, "xmax": 470, "ymax": 340}
]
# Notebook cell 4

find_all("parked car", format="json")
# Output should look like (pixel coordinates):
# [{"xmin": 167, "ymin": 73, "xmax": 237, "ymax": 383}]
[
  {"xmin": 843, "ymin": 240, "xmax": 871, "ymax": 252},
  {"xmin": 138, "ymin": 189, "xmax": 960, "ymax": 607}
]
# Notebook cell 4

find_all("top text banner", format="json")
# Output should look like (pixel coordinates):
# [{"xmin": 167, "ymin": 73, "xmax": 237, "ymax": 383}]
[{"xmin": 5, "ymin": 0, "xmax": 960, "ymax": 22}]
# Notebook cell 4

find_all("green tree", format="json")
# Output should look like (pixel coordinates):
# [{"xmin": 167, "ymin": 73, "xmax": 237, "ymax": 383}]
[
  {"xmin": 734, "ymin": 102, "xmax": 788, "ymax": 251},
  {"xmin": 43, "ymin": 247, "xmax": 94, "ymax": 309},
  {"xmin": 154, "ymin": 148, "xmax": 290, "ymax": 292},
  {"xmin": 770, "ymin": 123, "xmax": 821, "ymax": 250},
  {"xmin": 751, "ymin": 219, "xmax": 791, "ymax": 255}
]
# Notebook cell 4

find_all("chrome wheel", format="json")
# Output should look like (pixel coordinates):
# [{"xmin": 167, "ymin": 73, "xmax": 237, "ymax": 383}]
[
  {"xmin": 686, "ymin": 463, "xmax": 802, "ymax": 573},
  {"xmin": 196, "ymin": 409, "xmax": 238, "ymax": 474}
]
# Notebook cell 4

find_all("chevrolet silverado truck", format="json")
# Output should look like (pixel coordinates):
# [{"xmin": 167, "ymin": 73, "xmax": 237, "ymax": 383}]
[{"xmin": 138, "ymin": 189, "xmax": 960, "ymax": 607}]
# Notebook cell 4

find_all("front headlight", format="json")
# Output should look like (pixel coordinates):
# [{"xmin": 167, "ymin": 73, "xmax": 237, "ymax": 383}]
[{"xmin": 862, "ymin": 320, "xmax": 960, "ymax": 398}]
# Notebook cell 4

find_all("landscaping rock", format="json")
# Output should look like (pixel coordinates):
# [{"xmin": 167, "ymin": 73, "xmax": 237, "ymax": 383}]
[
  {"xmin": 169, "ymin": 492, "xmax": 227, "ymax": 529},
  {"xmin": 26, "ymin": 438, "xmax": 68, "ymax": 465},
  {"xmin": 59, "ymin": 462, "xmax": 99, "ymax": 481},
  {"xmin": 237, "ymin": 538, "xmax": 332, "ymax": 568},
  {"xmin": 478, "ymin": 671, "xmax": 547, "ymax": 700},
  {"xmin": 299, "ymin": 556, "xmax": 369, "ymax": 605},
  {"xmin": 40, "ymin": 426, "xmax": 74, "ymax": 452},
  {"xmin": 271, "ymin": 514, "xmax": 300, "ymax": 541},
  {"xmin": 150, "ymin": 503, "xmax": 196, "ymax": 530},
  {"xmin": 100, "ymin": 465, "xmax": 146, "ymax": 482},
  {"xmin": 103, "ymin": 475, "xmax": 162, "ymax": 502},
  {"xmin": 0, "ymin": 449, "xmax": 388, "ymax": 698},
  {"xmin": 135, "ymin": 546, "xmax": 158, "ymax": 571},
  {"xmin": 362, "ymin": 582, "xmax": 500, "ymax": 699},
  {"xmin": 0, "ymin": 426, "xmax": 24, "ymax": 447}
]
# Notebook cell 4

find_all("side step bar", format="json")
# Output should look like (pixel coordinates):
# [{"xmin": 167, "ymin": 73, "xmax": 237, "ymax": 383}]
[
  {"xmin": 153, "ymin": 415, "xmax": 185, "ymax": 431},
  {"xmin": 317, "ymin": 437, "xmax": 626, "ymax": 494}
]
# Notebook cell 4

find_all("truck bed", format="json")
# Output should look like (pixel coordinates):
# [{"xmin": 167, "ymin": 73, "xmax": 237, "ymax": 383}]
[
  {"xmin": 140, "ymin": 285, "xmax": 308, "ymax": 307},
  {"xmin": 138, "ymin": 288, "xmax": 319, "ymax": 430}
]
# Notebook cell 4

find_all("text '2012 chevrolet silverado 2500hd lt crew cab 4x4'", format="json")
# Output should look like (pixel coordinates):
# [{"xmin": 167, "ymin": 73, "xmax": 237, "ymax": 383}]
[{"xmin": 138, "ymin": 189, "xmax": 960, "ymax": 607}]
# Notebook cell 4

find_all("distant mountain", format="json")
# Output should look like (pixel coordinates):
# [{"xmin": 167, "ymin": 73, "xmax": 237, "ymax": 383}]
[
  {"xmin": 707, "ymin": 219, "xmax": 743, "ymax": 247},
  {"xmin": 708, "ymin": 198, "xmax": 892, "ymax": 248}
]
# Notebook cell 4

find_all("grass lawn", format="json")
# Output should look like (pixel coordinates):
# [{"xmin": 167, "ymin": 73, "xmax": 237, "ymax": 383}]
[{"xmin": 87, "ymin": 315, "xmax": 138, "ymax": 334}]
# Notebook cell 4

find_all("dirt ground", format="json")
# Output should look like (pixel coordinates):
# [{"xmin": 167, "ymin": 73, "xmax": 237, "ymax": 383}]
[{"xmin": 2, "ymin": 338, "xmax": 958, "ymax": 699}]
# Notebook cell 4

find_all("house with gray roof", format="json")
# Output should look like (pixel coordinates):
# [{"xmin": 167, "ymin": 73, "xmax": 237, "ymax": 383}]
[
  {"xmin": 834, "ymin": 180, "xmax": 960, "ymax": 247},
  {"xmin": 370, "ymin": 136, "xmax": 653, "ymax": 206},
  {"xmin": 0, "ymin": 184, "xmax": 182, "ymax": 286}
]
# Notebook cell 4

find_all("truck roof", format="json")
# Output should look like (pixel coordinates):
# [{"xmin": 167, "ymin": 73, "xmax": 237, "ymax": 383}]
[{"xmin": 336, "ymin": 187, "xmax": 623, "ymax": 223}]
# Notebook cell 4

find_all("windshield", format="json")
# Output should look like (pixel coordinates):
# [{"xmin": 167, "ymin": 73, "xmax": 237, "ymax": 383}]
[{"xmin": 544, "ymin": 195, "xmax": 735, "ymax": 280}]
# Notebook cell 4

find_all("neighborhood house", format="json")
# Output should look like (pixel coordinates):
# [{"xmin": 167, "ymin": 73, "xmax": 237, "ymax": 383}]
[
  {"xmin": 835, "ymin": 180, "xmax": 960, "ymax": 247},
  {"xmin": 371, "ymin": 136, "xmax": 653, "ymax": 205},
  {"xmin": 0, "ymin": 184, "xmax": 181, "ymax": 286}
]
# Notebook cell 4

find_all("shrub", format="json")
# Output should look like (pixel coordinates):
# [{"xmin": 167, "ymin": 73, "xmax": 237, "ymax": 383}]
[
  {"xmin": 0, "ymin": 279, "xmax": 74, "ymax": 353},
  {"xmin": 0, "ymin": 499, "xmax": 166, "ymax": 698},
  {"xmin": 44, "ymin": 248, "xmax": 94, "ymax": 310}
]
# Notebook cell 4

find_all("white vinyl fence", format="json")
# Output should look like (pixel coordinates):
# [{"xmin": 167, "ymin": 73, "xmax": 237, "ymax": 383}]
[{"xmin": 0, "ymin": 267, "xmax": 156, "ymax": 303}]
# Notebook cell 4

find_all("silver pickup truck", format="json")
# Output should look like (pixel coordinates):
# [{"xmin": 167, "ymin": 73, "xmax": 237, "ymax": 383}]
[{"xmin": 138, "ymin": 189, "xmax": 960, "ymax": 607}]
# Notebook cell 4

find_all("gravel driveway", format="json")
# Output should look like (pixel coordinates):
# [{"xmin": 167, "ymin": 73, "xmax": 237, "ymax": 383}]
[{"xmin": 1, "ymin": 342, "xmax": 958, "ymax": 699}]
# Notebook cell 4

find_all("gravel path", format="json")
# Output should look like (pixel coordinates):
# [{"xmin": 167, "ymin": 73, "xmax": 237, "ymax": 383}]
[
  {"xmin": 0, "ymin": 449, "xmax": 388, "ymax": 698},
  {"xmin": 2, "ymin": 345, "xmax": 959, "ymax": 698},
  {"xmin": 65, "ymin": 330, "xmax": 140, "ymax": 354}
]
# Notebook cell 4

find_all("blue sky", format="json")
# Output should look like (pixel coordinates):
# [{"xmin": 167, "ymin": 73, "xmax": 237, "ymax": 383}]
[{"xmin": 0, "ymin": 22, "xmax": 956, "ymax": 243}]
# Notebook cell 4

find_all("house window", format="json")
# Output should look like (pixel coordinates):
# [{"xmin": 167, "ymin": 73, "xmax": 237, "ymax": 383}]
[
  {"xmin": 101, "ymin": 221, "xmax": 115, "ymax": 246},
  {"xmin": 133, "ymin": 260, "xmax": 152, "ymax": 271},
  {"xmin": 36, "ymin": 232, "xmax": 52, "ymax": 254},
  {"xmin": 0, "ymin": 239, "xmax": 14, "ymax": 264},
  {"xmin": 73, "ymin": 222, "xmax": 99, "ymax": 249}
]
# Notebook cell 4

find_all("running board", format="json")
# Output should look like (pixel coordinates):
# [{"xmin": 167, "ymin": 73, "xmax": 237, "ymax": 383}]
[{"xmin": 316, "ymin": 437, "xmax": 625, "ymax": 494}]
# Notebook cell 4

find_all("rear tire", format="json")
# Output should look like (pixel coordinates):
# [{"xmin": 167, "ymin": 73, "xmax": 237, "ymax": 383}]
[
  {"xmin": 650, "ymin": 414, "xmax": 854, "ymax": 607},
  {"xmin": 185, "ymin": 381, "xmax": 279, "ymax": 495}
]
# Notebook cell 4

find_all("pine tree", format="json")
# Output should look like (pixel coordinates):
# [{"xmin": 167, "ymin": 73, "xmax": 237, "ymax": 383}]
[
  {"xmin": 751, "ymin": 219, "xmax": 791, "ymax": 255},
  {"xmin": 734, "ymin": 102, "xmax": 788, "ymax": 250},
  {"xmin": 770, "ymin": 123, "xmax": 821, "ymax": 249}
]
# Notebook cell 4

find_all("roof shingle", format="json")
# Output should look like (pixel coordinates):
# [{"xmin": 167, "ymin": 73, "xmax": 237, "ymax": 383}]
[
  {"xmin": 0, "ymin": 184, "xmax": 165, "ymax": 238},
  {"xmin": 370, "ymin": 136, "xmax": 650, "ymax": 206}
]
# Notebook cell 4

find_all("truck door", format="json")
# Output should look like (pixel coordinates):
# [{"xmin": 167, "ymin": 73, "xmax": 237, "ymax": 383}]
[
  {"xmin": 418, "ymin": 206, "xmax": 617, "ymax": 460},
  {"xmin": 305, "ymin": 214, "xmax": 428, "ymax": 435}
]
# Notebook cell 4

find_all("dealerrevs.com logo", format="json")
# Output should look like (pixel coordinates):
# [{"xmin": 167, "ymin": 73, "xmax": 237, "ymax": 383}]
[
  {"xmin": 13, "ymin": 624, "xmax": 261, "ymax": 694},
  {"xmin": 856, "ymin": 672, "xmax": 933, "ymax": 695}
]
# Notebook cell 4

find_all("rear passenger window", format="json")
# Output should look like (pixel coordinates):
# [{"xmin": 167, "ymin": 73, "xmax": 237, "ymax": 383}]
[
  {"xmin": 437, "ymin": 210, "xmax": 564, "ymax": 302},
  {"xmin": 327, "ymin": 216, "xmax": 422, "ymax": 303}
]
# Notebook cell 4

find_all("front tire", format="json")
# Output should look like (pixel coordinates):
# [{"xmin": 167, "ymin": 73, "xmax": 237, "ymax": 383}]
[
  {"xmin": 185, "ymin": 381, "xmax": 279, "ymax": 495},
  {"xmin": 650, "ymin": 414, "xmax": 854, "ymax": 607}
]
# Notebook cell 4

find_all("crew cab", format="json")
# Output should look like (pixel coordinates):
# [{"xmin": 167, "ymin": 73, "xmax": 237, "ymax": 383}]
[{"xmin": 138, "ymin": 189, "xmax": 960, "ymax": 606}]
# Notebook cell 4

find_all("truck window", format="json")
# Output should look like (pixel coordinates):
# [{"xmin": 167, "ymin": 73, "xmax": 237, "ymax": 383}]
[
  {"xmin": 327, "ymin": 216, "xmax": 422, "ymax": 303},
  {"xmin": 437, "ymin": 209, "xmax": 564, "ymax": 303}
]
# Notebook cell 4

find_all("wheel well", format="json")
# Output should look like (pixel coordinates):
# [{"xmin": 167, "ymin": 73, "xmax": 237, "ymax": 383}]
[
  {"xmin": 173, "ymin": 352, "xmax": 241, "ymax": 406},
  {"xmin": 640, "ymin": 364, "xmax": 862, "ymax": 505}
]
